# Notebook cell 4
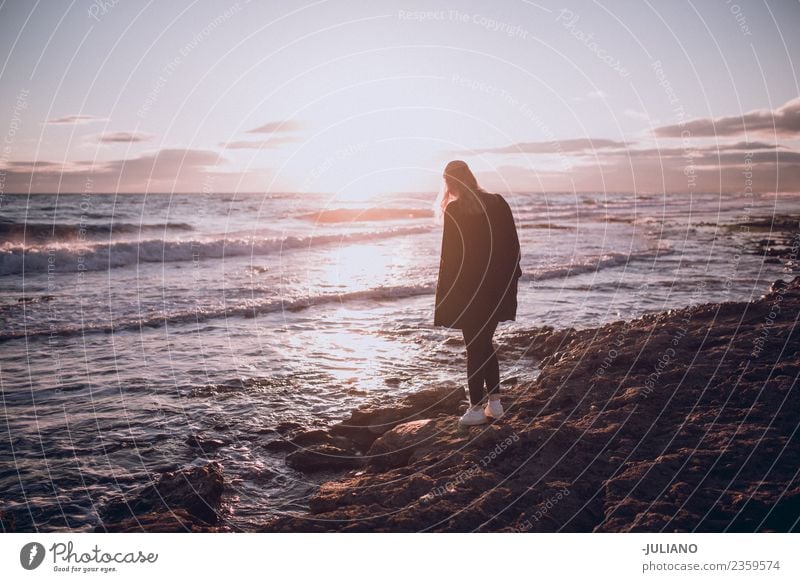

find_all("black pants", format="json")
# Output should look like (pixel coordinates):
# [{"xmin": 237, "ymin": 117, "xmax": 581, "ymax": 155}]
[{"xmin": 462, "ymin": 319, "xmax": 500, "ymax": 406}]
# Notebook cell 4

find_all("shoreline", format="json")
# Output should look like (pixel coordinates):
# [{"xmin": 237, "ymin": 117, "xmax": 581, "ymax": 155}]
[
  {"xmin": 259, "ymin": 275, "xmax": 800, "ymax": 532},
  {"xmin": 62, "ymin": 274, "xmax": 800, "ymax": 533}
]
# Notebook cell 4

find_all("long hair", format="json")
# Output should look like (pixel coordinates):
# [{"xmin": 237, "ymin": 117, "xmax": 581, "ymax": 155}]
[{"xmin": 433, "ymin": 160, "xmax": 487, "ymax": 222}]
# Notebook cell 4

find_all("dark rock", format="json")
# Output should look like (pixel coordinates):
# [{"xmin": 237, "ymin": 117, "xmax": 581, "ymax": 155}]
[
  {"xmin": 329, "ymin": 384, "xmax": 465, "ymax": 451},
  {"xmin": 96, "ymin": 508, "xmax": 219, "ymax": 532},
  {"xmin": 96, "ymin": 462, "xmax": 224, "ymax": 532},
  {"xmin": 262, "ymin": 439, "xmax": 295, "ymax": 453},
  {"xmin": 285, "ymin": 444, "xmax": 363, "ymax": 472},
  {"xmin": 271, "ymin": 421, "xmax": 303, "ymax": 434},
  {"xmin": 367, "ymin": 418, "xmax": 449, "ymax": 469},
  {"xmin": 263, "ymin": 426, "xmax": 349, "ymax": 454},
  {"xmin": 769, "ymin": 279, "xmax": 788, "ymax": 292},
  {"xmin": 290, "ymin": 429, "xmax": 332, "ymax": 447},
  {"xmin": 185, "ymin": 434, "xmax": 227, "ymax": 450}
]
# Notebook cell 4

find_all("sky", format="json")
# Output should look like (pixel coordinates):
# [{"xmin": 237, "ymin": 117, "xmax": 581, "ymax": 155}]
[{"xmin": 0, "ymin": 0, "xmax": 799, "ymax": 197}]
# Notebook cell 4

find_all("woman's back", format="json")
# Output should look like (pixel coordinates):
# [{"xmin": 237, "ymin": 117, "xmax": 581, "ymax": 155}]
[
  {"xmin": 434, "ymin": 160, "xmax": 521, "ymax": 425},
  {"xmin": 434, "ymin": 191, "xmax": 521, "ymax": 329}
]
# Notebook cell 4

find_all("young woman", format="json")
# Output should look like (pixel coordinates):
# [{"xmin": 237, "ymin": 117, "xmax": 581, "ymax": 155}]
[{"xmin": 433, "ymin": 160, "xmax": 522, "ymax": 426}]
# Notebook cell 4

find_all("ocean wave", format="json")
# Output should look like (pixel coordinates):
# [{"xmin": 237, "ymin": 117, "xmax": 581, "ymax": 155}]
[
  {"xmin": 0, "ymin": 283, "xmax": 436, "ymax": 342},
  {"xmin": 520, "ymin": 248, "xmax": 671, "ymax": 282},
  {"xmin": 1, "ymin": 246, "xmax": 672, "ymax": 341},
  {"xmin": 0, "ymin": 221, "xmax": 194, "ymax": 241},
  {"xmin": 298, "ymin": 207, "xmax": 433, "ymax": 223},
  {"xmin": 0, "ymin": 224, "xmax": 434, "ymax": 275}
]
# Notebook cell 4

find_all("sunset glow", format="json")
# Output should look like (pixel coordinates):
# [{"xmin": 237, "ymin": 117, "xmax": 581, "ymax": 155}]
[{"xmin": 2, "ymin": 1, "xmax": 799, "ymax": 196}]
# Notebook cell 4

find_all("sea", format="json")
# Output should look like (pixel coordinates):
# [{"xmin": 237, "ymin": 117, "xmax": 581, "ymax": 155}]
[{"xmin": 1, "ymin": 189, "xmax": 798, "ymax": 531}]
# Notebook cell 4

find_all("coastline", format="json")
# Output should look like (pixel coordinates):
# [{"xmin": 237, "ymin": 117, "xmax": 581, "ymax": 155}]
[
  {"xmin": 69, "ymin": 274, "xmax": 800, "ymax": 533},
  {"xmin": 258, "ymin": 275, "xmax": 800, "ymax": 532}
]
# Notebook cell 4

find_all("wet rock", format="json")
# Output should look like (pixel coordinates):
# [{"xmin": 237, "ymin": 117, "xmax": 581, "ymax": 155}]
[
  {"xmin": 329, "ymin": 384, "xmax": 465, "ymax": 451},
  {"xmin": 96, "ymin": 508, "xmax": 219, "ymax": 533},
  {"xmin": 285, "ymin": 444, "xmax": 363, "ymax": 472},
  {"xmin": 367, "ymin": 418, "xmax": 447, "ymax": 469},
  {"xmin": 262, "ymin": 438, "xmax": 296, "ymax": 453},
  {"xmin": 290, "ymin": 429, "xmax": 332, "ymax": 447},
  {"xmin": 271, "ymin": 421, "xmax": 303, "ymax": 434},
  {"xmin": 263, "ymin": 426, "xmax": 350, "ymax": 454},
  {"xmin": 96, "ymin": 462, "xmax": 224, "ymax": 532},
  {"xmin": 185, "ymin": 434, "xmax": 227, "ymax": 450}
]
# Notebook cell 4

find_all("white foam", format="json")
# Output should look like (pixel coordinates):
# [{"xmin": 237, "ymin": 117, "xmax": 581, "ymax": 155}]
[{"xmin": 0, "ymin": 224, "xmax": 434, "ymax": 276}]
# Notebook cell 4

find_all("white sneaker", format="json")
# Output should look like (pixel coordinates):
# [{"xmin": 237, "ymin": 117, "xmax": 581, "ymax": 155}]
[
  {"xmin": 459, "ymin": 404, "xmax": 488, "ymax": 426},
  {"xmin": 485, "ymin": 398, "xmax": 504, "ymax": 420}
]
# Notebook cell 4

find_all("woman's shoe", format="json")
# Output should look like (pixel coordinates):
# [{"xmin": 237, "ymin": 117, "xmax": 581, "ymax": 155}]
[
  {"xmin": 485, "ymin": 398, "xmax": 504, "ymax": 419},
  {"xmin": 459, "ymin": 404, "xmax": 488, "ymax": 426}
]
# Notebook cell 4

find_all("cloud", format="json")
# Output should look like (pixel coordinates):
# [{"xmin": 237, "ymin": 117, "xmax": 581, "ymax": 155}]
[
  {"xmin": 476, "ymin": 140, "xmax": 800, "ymax": 194},
  {"xmin": 97, "ymin": 131, "xmax": 152, "ymax": 143},
  {"xmin": 653, "ymin": 97, "xmax": 800, "ymax": 138},
  {"xmin": 246, "ymin": 120, "xmax": 303, "ymax": 134},
  {"xmin": 220, "ymin": 136, "xmax": 300, "ymax": 149},
  {"xmin": 45, "ymin": 114, "xmax": 108, "ymax": 125},
  {"xmin": 602, "ymin": 141, "xmax": 783, "ymax": 160},
  {"xmin": 469, "ymin": 138, "xmax": 630, "ymax": 155},
  {"xmin": 474, "ymin": 139, "xmax": 779, "ymax": 163},
  {"xmin": 0, "ymin": 148, "xmax": 273, "ymax": 193},
  {"xmin": 624, "ymin": 109, "xmax": 650, "ymax": 121}
]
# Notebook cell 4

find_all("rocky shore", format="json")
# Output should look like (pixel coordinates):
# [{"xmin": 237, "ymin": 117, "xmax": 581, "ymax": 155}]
[
  {"xmin": 259, "ymin": 276, "xmax": 800, "ymax": 532},
  {"xmin": 89, "ymin": 276, "xmax": 800, "ymax": 533}
]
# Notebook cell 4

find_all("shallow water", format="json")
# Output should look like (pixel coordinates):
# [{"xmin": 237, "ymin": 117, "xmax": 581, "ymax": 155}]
[{"xmin": 1, "ymin": 190, "xmax": 797, "ymax": 530}]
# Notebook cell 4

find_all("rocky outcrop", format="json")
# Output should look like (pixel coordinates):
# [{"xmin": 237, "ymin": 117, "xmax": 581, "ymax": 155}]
[
  {"xmin": 328, "ymin": 383, "xmax": 465, "ymax": 450},
  {"xmin": 95, "ymin": 462, "xmax": 224, "ymax": 532},
  {"xmin": 262, "ymin": 384, "xmax": 466, "ymax": 473},
  {"xmin": 262, "ymin": 277, "xmax": 800, "ymax": 532}
]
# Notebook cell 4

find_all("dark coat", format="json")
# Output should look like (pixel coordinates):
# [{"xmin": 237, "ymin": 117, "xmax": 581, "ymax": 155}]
[{"xmin": 434, "ymin": 191, "xmax": 522, "ymax": 330}]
